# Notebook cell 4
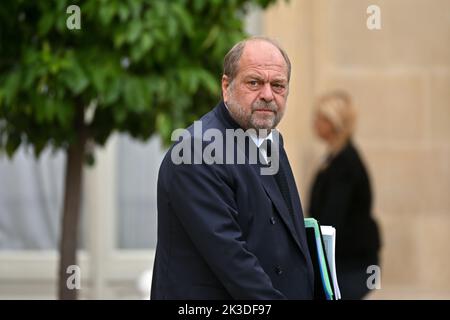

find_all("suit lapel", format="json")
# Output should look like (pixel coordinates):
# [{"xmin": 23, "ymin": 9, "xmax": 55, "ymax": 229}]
[
  {"xmin": 256, "ymin": 165, "xmax": 304, "ymax": 252},
  {"xmin": 243, "ymin": 139, "xmax": 305, "ymax": 256},
  {"xmin": 277, "ymin": 148, "xmax": 310, "ymax": 258}
]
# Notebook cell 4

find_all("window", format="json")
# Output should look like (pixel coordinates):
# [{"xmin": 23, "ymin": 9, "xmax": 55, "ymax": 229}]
[{"xmin": 116, "ymin": 135, "xmax": 164, "ymax": 250}]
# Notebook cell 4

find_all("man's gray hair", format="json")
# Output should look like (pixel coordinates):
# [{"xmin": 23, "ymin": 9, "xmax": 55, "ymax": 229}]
[{"xmin": 223, "ymin": 36, "xmax": 291, "ymax": 82}]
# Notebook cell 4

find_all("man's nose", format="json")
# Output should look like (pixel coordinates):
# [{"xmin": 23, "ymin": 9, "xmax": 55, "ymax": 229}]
[{"xmin": 259, "ymin": 83, "xmax": 274, "ymax": 102}]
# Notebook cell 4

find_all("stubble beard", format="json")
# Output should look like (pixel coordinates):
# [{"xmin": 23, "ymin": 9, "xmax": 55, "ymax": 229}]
[{"xmin": 226, "ymin": 86, "xmax": 285, "ymax": 131}]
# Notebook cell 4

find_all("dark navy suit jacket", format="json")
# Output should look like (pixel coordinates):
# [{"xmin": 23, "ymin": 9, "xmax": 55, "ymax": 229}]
[{"xmin": 151, "ymin": 101, "xmax": 314, "ymax": 299}]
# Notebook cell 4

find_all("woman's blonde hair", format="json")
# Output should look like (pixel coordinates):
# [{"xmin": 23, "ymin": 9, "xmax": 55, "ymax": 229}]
[{"xmin": 315, "ymin": 90, "xmax": 357, "ymax": 151}]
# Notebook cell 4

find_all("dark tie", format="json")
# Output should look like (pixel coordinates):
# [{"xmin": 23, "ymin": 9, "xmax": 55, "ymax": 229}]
[{"xmin": 262, "ymin": 139, "xmax": 294, "ymax": 216}]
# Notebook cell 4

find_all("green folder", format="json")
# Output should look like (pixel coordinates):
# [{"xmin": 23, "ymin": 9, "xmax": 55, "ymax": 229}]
[{"xmin": 304, "ymin": 218, "xmax": 335, "ymax": 300}]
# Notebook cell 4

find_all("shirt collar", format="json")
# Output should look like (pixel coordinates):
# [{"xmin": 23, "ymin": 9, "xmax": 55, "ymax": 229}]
[{"xmin": 248, "ymin": 130, "xmax": 274, "ymax": 148}]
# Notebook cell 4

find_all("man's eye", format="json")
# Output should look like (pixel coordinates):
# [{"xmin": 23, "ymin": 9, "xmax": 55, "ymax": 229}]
[
  {"xmin": 271, "ymin": 83, "xmax": 286, "ymax": 93},
  {"xmin": 248, "ymin": 80, "xmax": 259, "ymax": 87}
]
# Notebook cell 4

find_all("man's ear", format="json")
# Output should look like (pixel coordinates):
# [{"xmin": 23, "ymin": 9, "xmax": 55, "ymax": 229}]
[{"xmin": 221, "ymin": 75, "xmax": 230, "ymax": 102}]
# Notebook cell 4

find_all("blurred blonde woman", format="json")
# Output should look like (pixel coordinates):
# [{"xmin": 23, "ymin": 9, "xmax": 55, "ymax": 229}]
[{"xmin": 308, "ymin": 90, "xmax": 381, "ymax": 300}]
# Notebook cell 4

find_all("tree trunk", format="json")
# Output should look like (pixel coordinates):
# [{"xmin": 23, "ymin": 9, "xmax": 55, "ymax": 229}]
[{"xmin": 58, "ymin": 106, "xmax": 86, "ymax": 300}]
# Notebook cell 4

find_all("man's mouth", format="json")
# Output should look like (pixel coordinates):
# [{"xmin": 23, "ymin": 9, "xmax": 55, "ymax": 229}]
[{"xmin": 254, "ymin": 109, "xmax": 275, "ymax": 114}]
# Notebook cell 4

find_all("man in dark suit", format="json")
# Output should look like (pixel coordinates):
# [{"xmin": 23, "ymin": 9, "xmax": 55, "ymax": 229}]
[{"xmin": 151, "ymin": 37, "xmax": 314, "ymax": 299}]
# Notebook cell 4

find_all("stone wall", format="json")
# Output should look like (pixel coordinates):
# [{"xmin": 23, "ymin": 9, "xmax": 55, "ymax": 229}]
[{"xmin": 263, "ymin": 0, "xmax": 450, "ymax": 298}]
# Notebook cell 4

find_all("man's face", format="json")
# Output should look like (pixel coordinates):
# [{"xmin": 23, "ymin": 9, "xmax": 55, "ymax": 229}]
[{"xmin": 222, "ymin": 40, "xmax": 289, "ymax": 130}]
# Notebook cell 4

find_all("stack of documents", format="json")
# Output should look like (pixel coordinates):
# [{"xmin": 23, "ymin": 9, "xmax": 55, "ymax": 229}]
[{"xmin": 304, "ymin": 218, "xmax": 341, "ymax": 300}]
